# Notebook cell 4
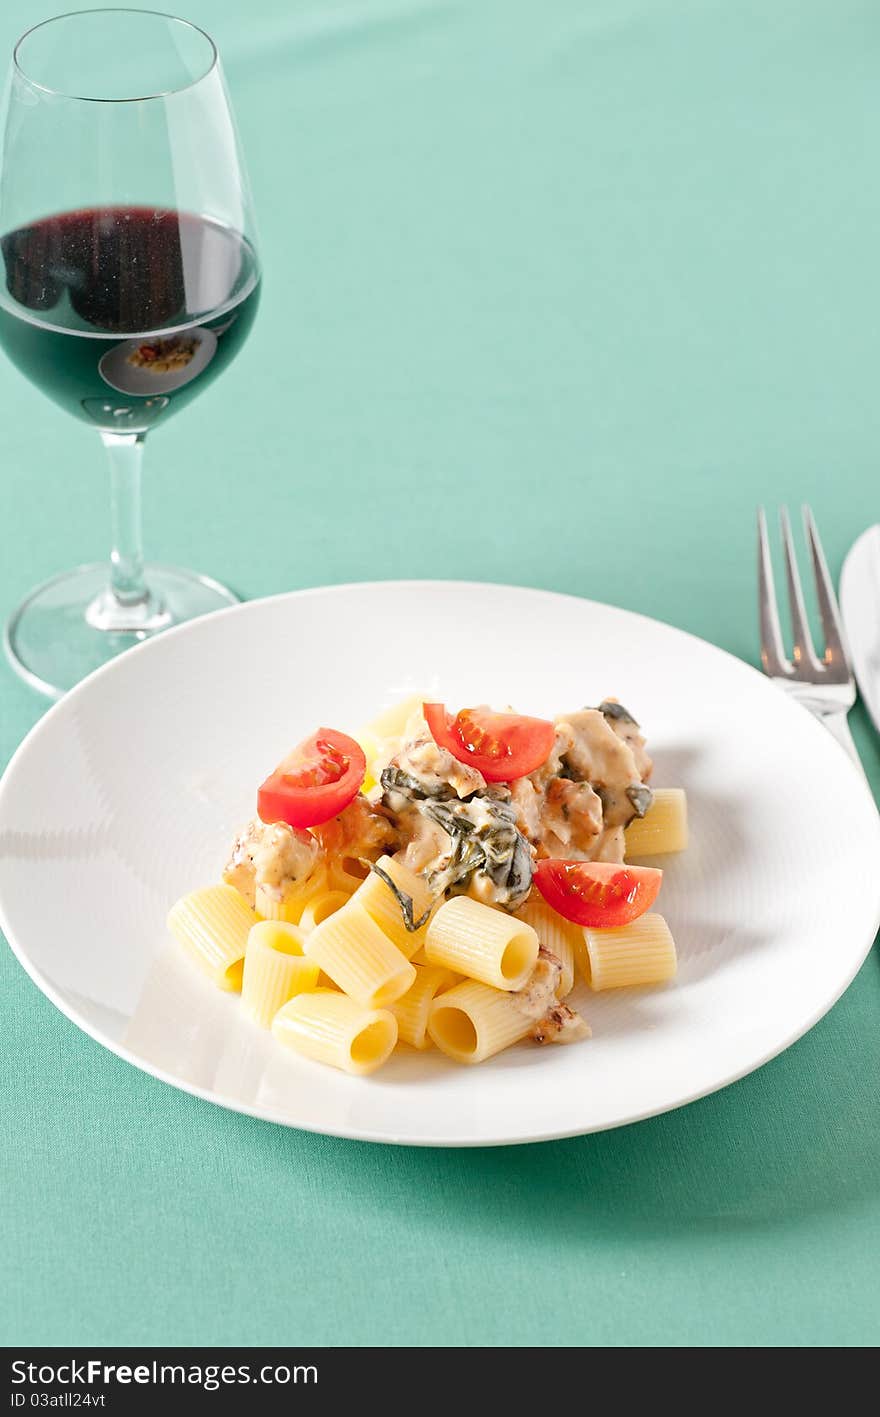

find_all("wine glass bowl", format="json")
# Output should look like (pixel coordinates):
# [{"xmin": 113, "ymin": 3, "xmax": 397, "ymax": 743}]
[{"xmin": 0, "ymin": 10, "xmax": 261, "ymax": 697}]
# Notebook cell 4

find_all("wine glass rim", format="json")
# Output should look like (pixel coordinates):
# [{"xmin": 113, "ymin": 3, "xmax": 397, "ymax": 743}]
[{"xmin": 13, "ymin": 8, "xmax": 218, "ymax": 103}]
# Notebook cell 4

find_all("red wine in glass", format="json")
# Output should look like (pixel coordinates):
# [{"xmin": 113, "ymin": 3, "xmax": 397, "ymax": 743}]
[{"xmin": 0, "ymin": 206, "xmax": 260, "ymax": 431}]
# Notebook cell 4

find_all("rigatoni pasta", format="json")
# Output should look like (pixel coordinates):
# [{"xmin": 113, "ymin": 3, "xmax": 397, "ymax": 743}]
[
  {"xmin": 428, "ymin": 980, "xmax": 533, "ymax": 1063},
  {"xmin": 391, "ymin": 964, "xmax": 459, "ymax": 1048},
  {"xmin": 304, "ymin": 902, "xmax": 416, "ymax": 1008},
  {"xmin": 299, "ymin": 889, "xmax": 352, "ymax": 934},
  {"xmin": 572, "ymin": 928, "xmax": 592, "ymax": 989},
  {"xmin": 425, "ymin": 897, "xmax": 538, "ymax": 990},
  {"xmin": 350, "ymin": 855, "xmax": 435, "ymax": 959},
  {"xmin": 241, "ymin": 921, "xmax": 320, "ymax": 1028},
  {"xmin": 624, "ymin": 789, "xmax": 688, "ymax": 857},
  {"xmin": 328, "ymin": 860, "xmax": 370, "ymax": 895},
  {"xmin": 167, "ymin": 884, "xmax": 257, "ymax": 991},
  {"xmin": 515, "ymin": 898, "xmax": 577, "ymax": 997},
  {"xmin": 583, "ymin": 913, "xmax": 677, "ymax": 990},
  {"xmin": 273, "ymin": 990, "xmax": 398, "ymax": 1075},
  {"xmin": 356, "ymin": 693, "xmax": 426, "ymax": 792}
]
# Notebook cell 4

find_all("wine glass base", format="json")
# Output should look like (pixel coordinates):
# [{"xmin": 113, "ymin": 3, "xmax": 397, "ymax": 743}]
[{"xmin": 4, "ymin": 562, "xmax": 240, "ymax": 701}]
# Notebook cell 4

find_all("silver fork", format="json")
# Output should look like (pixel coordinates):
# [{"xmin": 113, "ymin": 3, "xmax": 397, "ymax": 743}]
[{"xmin": 758, "ymin": 505, "xmax": 866, "ymax": 779}]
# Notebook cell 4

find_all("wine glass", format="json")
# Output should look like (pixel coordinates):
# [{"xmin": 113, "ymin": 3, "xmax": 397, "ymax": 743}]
[{"xmin": 0, "ymin": 10, "xmax": 261, "ymax": 699}]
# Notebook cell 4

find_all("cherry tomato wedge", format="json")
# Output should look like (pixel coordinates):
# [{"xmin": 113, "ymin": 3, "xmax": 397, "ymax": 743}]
[
  {"xmin": 257, "ymin": 728, "xmax": 366, "ymax": 829},
  {"xmin": 422, "ymin": 703, "xmax": 555, "ymax": 782},
  {"xmin": 533, "ymin": 859, "xmax": 662, "ymax": 928}
]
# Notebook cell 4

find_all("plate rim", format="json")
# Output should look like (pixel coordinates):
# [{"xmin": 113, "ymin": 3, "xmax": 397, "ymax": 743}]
[{"xmin": 2, "ymin": 578, "xmax": 879, "ymax": 1146}]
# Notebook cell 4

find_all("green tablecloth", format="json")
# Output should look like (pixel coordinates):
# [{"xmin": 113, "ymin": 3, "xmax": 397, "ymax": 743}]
[{"xmin": 3, "ymin": 0, "xmax": 880, "ymax": 1348}]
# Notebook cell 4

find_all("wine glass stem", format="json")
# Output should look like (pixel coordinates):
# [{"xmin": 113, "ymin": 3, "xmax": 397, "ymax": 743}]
[
  {"xmin": 83, "ymin": 430, "xmax": 171, "ymax": 634},
  {"xmin": 102, "ymin": 429, "xmax": 148, "ymax": 606}
]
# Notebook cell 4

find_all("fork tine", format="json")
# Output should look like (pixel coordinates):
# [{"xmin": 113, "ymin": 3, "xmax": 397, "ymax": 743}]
[
  {"xmin": 780, "ymin": 505, "xmax": 819, "ymax": 669},
  {"xmin": 802, "ymin": 504, "xmax": 847, "ymax": 664},
  {"xmin": 757, "ymin": 507, "xmax": 790, "ymax": 676}
]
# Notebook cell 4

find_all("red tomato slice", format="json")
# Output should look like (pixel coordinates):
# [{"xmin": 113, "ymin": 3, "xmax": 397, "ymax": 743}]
[
  {"xmin": 257, "ymin": 728, "xmax": 366, "ymax": 829},
  {"xmin": 422, "ymin": 703, "xmax": 555, "ymax": 782},
  {"xmin": 533, "ymin": 859, "xmax": 662, "ymax": 928}
]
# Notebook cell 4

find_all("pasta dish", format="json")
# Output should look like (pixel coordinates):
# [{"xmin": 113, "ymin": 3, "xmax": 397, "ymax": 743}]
[
  {"xmin": 168, "ymin": 698, "xmax": 687, "ymax": 1076},
  {"xmin": 126, "ymin": 334, "xmax": 197, "ymax": 372}
]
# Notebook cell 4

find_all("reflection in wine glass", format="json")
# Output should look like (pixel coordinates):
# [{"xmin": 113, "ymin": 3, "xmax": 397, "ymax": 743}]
[{"xmin": 99, "ymin": 329, "xmax": 218, "ymax": 397}]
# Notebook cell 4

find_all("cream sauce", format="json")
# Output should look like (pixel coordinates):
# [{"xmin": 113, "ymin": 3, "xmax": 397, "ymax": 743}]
[
  {"xmin": 514, "ymin": 947, "xmax": 591, "ymax": 1044},
  {"xmin": 227, "ymin": 697, "xmax": 653, "ymax": 918},
  {"xmin": 223, "ymin": 819, "xmax": 320, "ymax": 908},
  {"xmin": 374, "ymin": 711, "xmax": 486, "ymax": 800},
  {"xmin": 508, "ymin": 703, "xmax": 653, "ymax": 864}
]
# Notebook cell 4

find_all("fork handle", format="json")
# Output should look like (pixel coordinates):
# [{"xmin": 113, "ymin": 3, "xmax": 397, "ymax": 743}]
[{"xmin": 816, "ymin": 708, "xmax": 871, "ymax": 788}]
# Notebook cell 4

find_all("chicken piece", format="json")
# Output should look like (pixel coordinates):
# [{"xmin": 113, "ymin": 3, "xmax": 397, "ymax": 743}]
[
  {"xmin": 555, "ymin": 707, "xmax": 652, "ymax": 828},
  {"xmin": 556, "ymin": 709, "xmax": 637, "ymax": 806},
  {"xmin": 513, "ymin": 946, "xmax": 591, "ymax": 1044},
  {"xmin": 223, "ymin": 818, "xmax": 321, "ymax": 910},
  {"xmin": 507, "ymin": 776, "xmax": 544, "ymax": 844},
  {"xmin": 509, "ymin": 775, "xmax": 603, "ymax": 858},
  {"xmin": 598, "ymin": 699, "xmax": 653, "ymax": 782},
  {"xmin": 377, "ymin": 713, "xmax": 487, "ymax": 803},
  {"xmin": 397, "ymin": 808, "xmax": 451, "ymax": 875},
  {"xmin": 531, "ymin": 1003, "xmax": 591, "ymax": 1045},
  {"xmin": 510, "ymin": 700, "xmax": 653, "ymax": 860},
  {"xmin": 546, "ymin": 778, "xmax": 604, "ymax": 854},
  {"xmin": 312, "ymin": 793, "xmax": 400, "ymax": 865},
  {"xmin": 521, "ymin": 728, "xmax": 569, "ymax": 792},
  {"xmin": 592, "ymin": 825, "xmax": 626, "ymax": 862}
]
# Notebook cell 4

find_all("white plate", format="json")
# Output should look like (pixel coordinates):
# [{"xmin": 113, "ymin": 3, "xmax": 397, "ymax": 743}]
[{"xmin": 1, "ymin": 582, "xmax": 878, "ymax": 1146}]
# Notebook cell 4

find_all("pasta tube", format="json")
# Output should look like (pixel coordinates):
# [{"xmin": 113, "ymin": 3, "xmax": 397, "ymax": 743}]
[
  {"xmin": 350, "ymin": 856, "xmax": 436, "ymax": 960},
  {"xmin": 425, "ymin": 897, "xmax": 538, "ymax": 991},
  {"xmin": 356, "ymin": 694, "xmax": 426, "ymax": 792},
  {"xmin": 328, "ymin": 860, "xmax": 370, "ymax": 895},
  {"xmin": 167, "ymin": 883, "xmax": 257, "ymax": 991},
  {"xmin": 299, "ymin": 889, "xmax": 352, "ymax": 934},
  {"xmin": 241, "ymin": 921, "xmax": 320, "ymax": 1028},
  {"xmin": 358, "ymin": 693, "xmax": 426, "ymax": 747},
  {"xmin": 304, "ymin": 902, "xmax": 416, "ymax": 1008},
  {"xmin": 273, "ymin": 990, "xmax": 398, "ymax": 1076},
  {"xmin": 572, "ymin": 929, "xmax": 592, "ymax": 988},
  {"xmin": 515, "ymin": 898, "xmax": 577, "ymax": 997},
  {"xmin": 428, "ymin": 980, "xmax": 531, "ymax": 1064},
  {"xmin": 391, "ymin": 964, "xmax": 459, "ymax": 1049},
  {"xmin": 583, "ymin": 912, "xmax": 677, "ymax": 990},
  {"xmin": 624, "ymin": 789, "xmax": 688, "ymax": 857}
]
